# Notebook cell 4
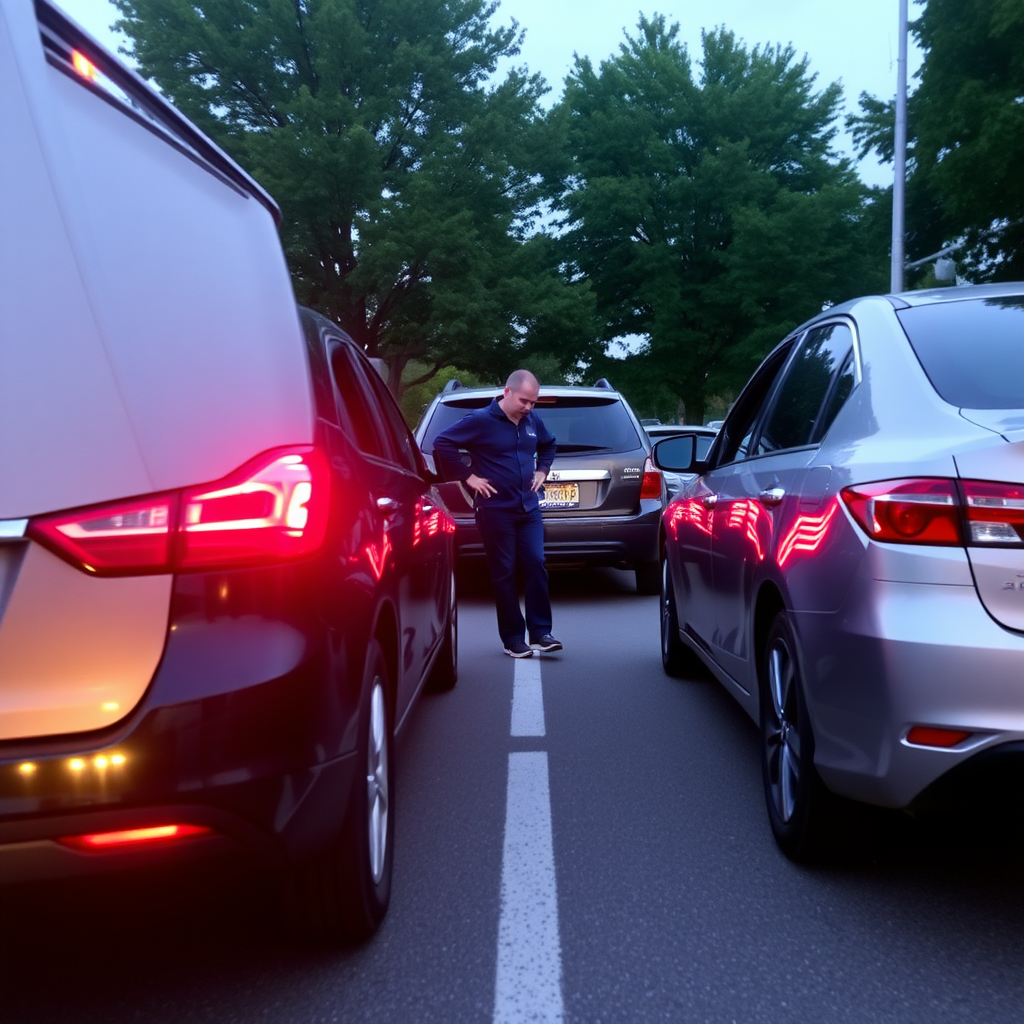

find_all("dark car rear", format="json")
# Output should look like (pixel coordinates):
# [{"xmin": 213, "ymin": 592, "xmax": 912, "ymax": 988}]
[{"xmin": 415, "ymin": 382, "xmax": 666, "ymax": 593}]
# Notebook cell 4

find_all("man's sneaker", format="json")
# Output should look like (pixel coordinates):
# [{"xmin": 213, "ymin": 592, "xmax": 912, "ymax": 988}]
[
  {"xmin": 531, "ymin": 634, "xmax": 563, "ymax": 653},
  {"xmin": 504, "ymin": 641, "xmax": 534, "ymax": 658}
]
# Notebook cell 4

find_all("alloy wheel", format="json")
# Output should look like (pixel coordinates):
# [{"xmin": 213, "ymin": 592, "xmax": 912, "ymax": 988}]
[
  {"xmin": 764, "ymin": 638, "xmax": 802, "ymax": 823},
  {"xmin": 366, "ymin": 679, "xmax": 389, "ymax": 884}
]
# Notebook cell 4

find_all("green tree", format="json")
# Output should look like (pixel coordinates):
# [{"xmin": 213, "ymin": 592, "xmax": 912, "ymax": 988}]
[
  {"xmin": 113, "ymin": 0, "xmax": 594, "ymax": 394},
  {"xmin": 850, "ymin": 0, "xmax": 1024, "ymax": 280},
  {"xmin": 547, "ymin": 16, "xmax": 885, "ymax": 423}
]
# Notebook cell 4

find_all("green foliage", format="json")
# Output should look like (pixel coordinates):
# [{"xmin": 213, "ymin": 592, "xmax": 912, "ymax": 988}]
[
  {"xmin": 112, "ymin": 0, "xmax": 595, "ymax": 394},
  {"xmin": 850, "ymin": 0, "xmax": 1024, "ymax": 279},
  {"xmin": 399, "ymin": 363, "xmax": 487, "ymax": 427},
  {"xmin": 548, "ymin": 16, "xmax": 885, "ymax": 423}
]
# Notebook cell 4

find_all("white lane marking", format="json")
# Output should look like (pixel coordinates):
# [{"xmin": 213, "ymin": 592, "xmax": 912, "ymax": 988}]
[
  {"xmin": 511, "ymin": 656, "xmax": 545, "ymax": 737},
  {"xmin": 494, "ymin": 751, "xmax": 564, "ymax": 1024}
]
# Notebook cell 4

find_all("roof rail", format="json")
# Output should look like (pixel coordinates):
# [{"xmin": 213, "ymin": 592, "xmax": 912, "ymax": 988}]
[
  {"xmin": 593, "ymin": 378, "xmax": 614, "ymax": 390},
  {"xmin": 441, "ymin": 379, "xmax": 463, "ymax": 393}
]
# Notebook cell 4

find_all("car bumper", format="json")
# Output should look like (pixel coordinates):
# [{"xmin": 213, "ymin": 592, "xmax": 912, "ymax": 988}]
[
  {"xmin": 0, "ymin": 564, "xmax": 364, "ymax": 882},
  {"xmin": 454, "ymin": 502, "xmax": 663, "ymax": 567},
  {"xmin": 797, "ymin": 574, "xmax": 1024, "ymax": 808}
]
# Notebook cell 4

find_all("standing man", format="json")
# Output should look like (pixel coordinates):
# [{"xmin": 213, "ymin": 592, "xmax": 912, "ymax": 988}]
[{"xmin": 434, "ymin": 370, "xmax": 562, "ymax": 658}]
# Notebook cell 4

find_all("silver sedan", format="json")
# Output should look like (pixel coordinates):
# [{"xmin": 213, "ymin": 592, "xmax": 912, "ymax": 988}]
[{"xmin": 654, "ymin": 282, "xmax": 1024, "ymax": 860}]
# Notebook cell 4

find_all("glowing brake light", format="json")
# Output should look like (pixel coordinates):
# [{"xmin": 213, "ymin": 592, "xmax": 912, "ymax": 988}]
[
  {"xmin": 71, "ymin": 50, "xmax": 98, "ymax": 81},
  {"xmin": 29, "ymin": 447, "xmax": 329, "ymax": 575},
  {"xmin": 57, "ymin": 824, "xmax": 213, "ymax": 851},
  {"xmin": 840, "ymin": 479, "xmax": 961, "ymax": 545},
  {"xmin": 639, "ymin": 457, "xmax": 662, "ymax": 500}
]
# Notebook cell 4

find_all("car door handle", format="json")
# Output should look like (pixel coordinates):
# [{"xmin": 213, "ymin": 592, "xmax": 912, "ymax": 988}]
[
  {"xmin": 376, "ymin": 497, "xmax": 400, "ymax": 514},
  {"xmin": 758, "ymin": 487, "xmax": 786, "ymax": 507},
  {"xmin": 702, "ymin": 494, "xmax": 718, "ymax": 508}
]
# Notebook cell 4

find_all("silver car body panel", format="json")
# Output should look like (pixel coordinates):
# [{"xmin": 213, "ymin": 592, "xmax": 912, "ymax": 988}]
[{"xmin": 664, "ymin": 286, "xmax": 1024, "ymax": 809}]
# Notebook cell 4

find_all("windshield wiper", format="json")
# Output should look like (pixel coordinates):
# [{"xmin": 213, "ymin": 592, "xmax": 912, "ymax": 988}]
[{"xmin": 555, "ymin": 443, "xmax": 612, "ymax": 452}]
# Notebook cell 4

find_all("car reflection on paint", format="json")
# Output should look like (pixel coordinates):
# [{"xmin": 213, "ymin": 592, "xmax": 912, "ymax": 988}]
[{"xmin": 654, "ymin": 283, "xmax": 1024, "ymax": 860}]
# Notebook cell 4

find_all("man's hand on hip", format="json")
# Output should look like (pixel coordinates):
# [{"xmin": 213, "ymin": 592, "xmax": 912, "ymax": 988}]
[
  {"xmin": 530, "ymin": 470, "xmax": 548, "ymax": 493},
  {"xmin": 466, "ymin": 473, "xmax": 497, "ymax": 498}
]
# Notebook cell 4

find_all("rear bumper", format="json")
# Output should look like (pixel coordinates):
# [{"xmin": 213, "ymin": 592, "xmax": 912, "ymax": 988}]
[
  {"xmin": 0, "ymin": 562, "xmax": 367, "ymax": 881},
  {"xmin": 797, "ymin": 575, "xmax": 1024, "ymax": 808},
  {"xmin": 455, "ymin": 502, "xmax": 662, "ymax": 567}
]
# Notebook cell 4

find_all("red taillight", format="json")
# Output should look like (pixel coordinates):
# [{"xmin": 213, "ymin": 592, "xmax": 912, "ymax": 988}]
[
  {"xmin": 179, "ymin": 448, "xmax": 329, "ymax": 569},
  {"xmin": 840, "ymin": 479, "xmax": 961, "ymax": 545},
  {"xmin": 29, "ymin": 447, "xmax": 329, "ymax": 575},
  {"xmin": 640, "ymin": 457, "xmax": 662, "ymax": 500},
  {"xmin": 57, "ymin": 824, "xmax": 214, "ymax": 851},
  {"xmin": 905, "ymin": 727, "xmax": 972, "ymax": 748},
  {"xmin": 961, "ymin": 480, "xmax": 1024, "ymax": 547},
  {"xmin": 29, "ymin": 494, "xmax": 177, "ymax": 573}
]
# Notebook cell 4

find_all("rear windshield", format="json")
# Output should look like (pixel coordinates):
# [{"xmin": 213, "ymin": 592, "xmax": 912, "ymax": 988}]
[
  {"xmin": 422, "ymin": 396, "xmax": 644, "ymax": 454},
  {"xmin": 898, "ymin": 298, "xmax": 1024, "ymax": 409}
]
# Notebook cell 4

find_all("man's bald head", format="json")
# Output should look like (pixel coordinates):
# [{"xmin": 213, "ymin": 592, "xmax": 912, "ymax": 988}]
[
  {"xmin": 499, "ymin": 368, "xmax": 540, "ymax": 423},
  {"xmin": 506, "ymin": 369, "xmax": 539, "ymax": 392}
]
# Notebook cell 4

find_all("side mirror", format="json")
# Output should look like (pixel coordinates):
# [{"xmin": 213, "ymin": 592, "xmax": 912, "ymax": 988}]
[
  {"xmin": 652, "ymin": 434, "xmax": 705, "ymax": 475},
  {"xmin": 420, "ymin": 450, "xmax": 440, "ymax": 481}
]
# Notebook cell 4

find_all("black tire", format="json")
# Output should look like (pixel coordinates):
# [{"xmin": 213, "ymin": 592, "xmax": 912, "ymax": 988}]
[
  {"xmin": 281, "ymin": 639, "xmax": 394, "ymax": 942},
  {"xmin": 759, "ymin": 611, "xmax": 838, "ymax": 861},
  {"xmin": 635, "ymin": 559, "xmax": 661, "ymax": 595},
  {"xmin": 428, "ymin": 569, "xmax": 458, "ymax": 692},
  {"xmin": 661, "ymin": 555, "xmax": 704, "ymax": 677}
]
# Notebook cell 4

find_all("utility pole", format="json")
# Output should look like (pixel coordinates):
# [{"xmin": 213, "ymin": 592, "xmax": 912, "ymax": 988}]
[{"xmin": 891, "ymin": 0, "xmax": 909, "ymax": 292}]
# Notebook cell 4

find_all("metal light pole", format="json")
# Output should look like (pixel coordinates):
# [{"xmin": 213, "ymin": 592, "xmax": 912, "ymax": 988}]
[{"xmin": 891, "ymin": 0, "xmax": 909, "ymax": 292}]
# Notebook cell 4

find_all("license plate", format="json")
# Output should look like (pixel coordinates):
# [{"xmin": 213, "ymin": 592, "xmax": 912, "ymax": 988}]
[{"xmin": 539, "ymin": 482, "xmax": 579, "ymax": 509}]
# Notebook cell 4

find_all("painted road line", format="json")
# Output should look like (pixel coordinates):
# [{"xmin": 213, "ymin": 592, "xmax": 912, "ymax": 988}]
[
  {"xmin": 494, "ymin": 751, "xmax": 564, "ymax": 1024},
  {"xmin": 511, "ymin": 655, "xmax": 545, "ymax": 737}
]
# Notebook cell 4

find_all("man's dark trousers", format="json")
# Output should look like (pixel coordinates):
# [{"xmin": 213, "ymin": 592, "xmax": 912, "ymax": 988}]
[{"xmin": 475, "ymin": 505, "xmax": 552, "ymax": 645}]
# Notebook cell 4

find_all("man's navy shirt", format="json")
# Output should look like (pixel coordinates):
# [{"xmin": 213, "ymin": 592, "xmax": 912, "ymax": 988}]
[{"xmin": 434, "ymin": 398, "xmax": 557, "ymax": 511}]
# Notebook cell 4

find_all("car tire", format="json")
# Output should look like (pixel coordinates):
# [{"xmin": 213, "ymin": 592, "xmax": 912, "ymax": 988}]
[
  {"xmin": 428, "ymin": 569, "xmax": 458, "ymax": 692},
  {"xmin": 661, "ymin": 555, "xmax": 703, "ymax": 678},
  {"xmin": 281, "ymin": 639, "xmax": 394, "ymax": 942},
  {"xmin": 635, "ymin": 559, "xmax": 660, "ymax": 595},
  {"xmin": 759, "ymin": 611, "xmax": 838, "ymax": 862}
]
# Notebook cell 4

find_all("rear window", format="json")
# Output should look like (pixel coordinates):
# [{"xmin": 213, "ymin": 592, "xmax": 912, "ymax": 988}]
[
  {"xmin": 422, "ymin": 396, "xmax": 643, "ymax": 454},
  {"xmin": 897, "ymin": 298, "xmax": 1024, "ymax": 409}
]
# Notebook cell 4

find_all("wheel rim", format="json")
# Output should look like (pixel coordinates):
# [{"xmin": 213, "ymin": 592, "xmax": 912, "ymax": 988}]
[
  {"xmin": 448, "ymin": 573, "xmax": 457, "ymax": 662},
  {"xmin": 764, "ymin": 638, "xmax": 802, "ymax": 823},
  {"xmin": 366, "ymin": 679, "xmax": 389, "ymax": 884},
  {"xmin": 660, "ymin": 559, "xmax": 672, "ymax": 659}
]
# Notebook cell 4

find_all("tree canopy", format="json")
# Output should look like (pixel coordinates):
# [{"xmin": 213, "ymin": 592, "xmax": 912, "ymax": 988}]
[
  {"xmin": 850, "ymin": 0, "xmax": 1024, "ymax": 280},
  {"xmin": 546, "ymin": 17, "xmax": 885, "ymax": 423},
  {"xmin": 113, "ymin": 0, "xmax": 596, "ymax": 394}
]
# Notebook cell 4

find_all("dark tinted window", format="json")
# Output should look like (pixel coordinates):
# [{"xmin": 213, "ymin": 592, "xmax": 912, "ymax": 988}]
[
  {"xmin": 815, "ymin": 349, "xmax": 856, "ymax": 440},
  {"xmin": 361, "ymin": 361, "xmax": 422, "ymax": 473},
  {"xmin": 715, "ymin": 344, "xmax": 792, "ymax": 466},
  {"xmin": 330, "ymin": 346, "xmax": 388, "ymax": 458},
  {"xmin": 422, "ymin": 396, "xmax": 643, "ymax": 454},
  {"xmin": 757, "ymin": 324, "xmax": 853, "ymax": 453},
  {"xmin": 897, "ymin": 298, "xmax": 1024, "ymax": 409}
]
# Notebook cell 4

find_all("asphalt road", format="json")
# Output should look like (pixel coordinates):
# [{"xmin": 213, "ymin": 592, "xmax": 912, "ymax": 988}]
[{"xmin": 3, "ymin": 566, "xmax": 1024, "ymax": 1023}]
